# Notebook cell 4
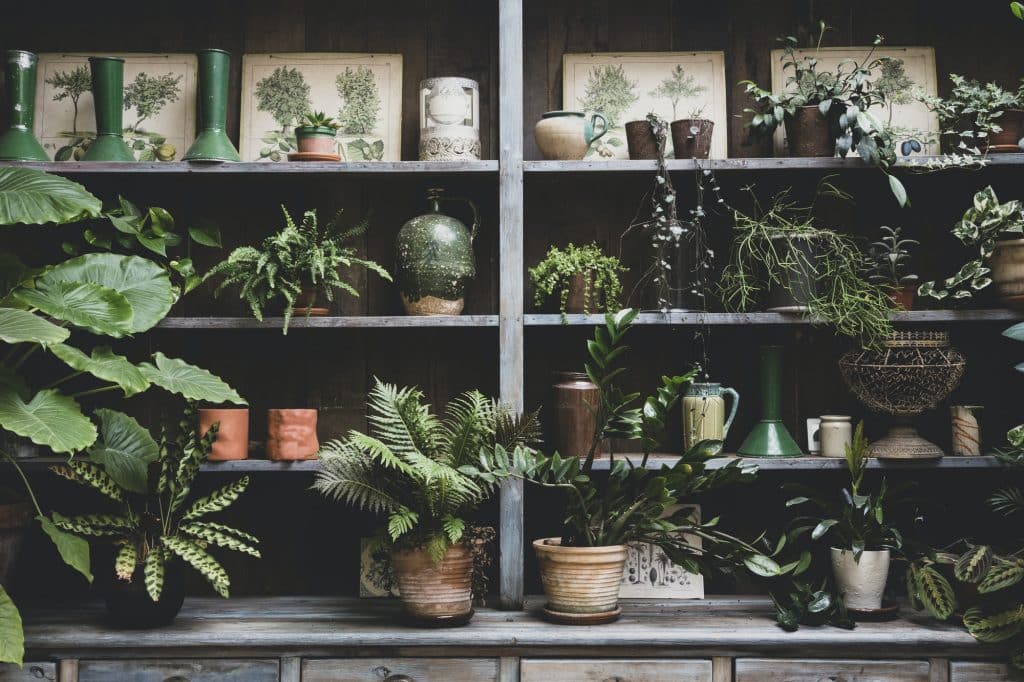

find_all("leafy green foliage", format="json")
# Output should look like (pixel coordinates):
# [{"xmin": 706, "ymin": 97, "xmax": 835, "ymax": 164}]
[
  {"xmin": 0, "ymin": 387, "xmax": 96, "ymax": 454},
  {"xmin": 49, "ymin": 344, "xmax": 149, "ymax": 397},
  {"xmin": 0, "ymin": 309, "xmax": 69, "ymax": 346},
  {"xmin": 919, "ymin": 74, "xmax": 1022, "ymax": 153},
  {"xmin": 771, "ymin": 577, "xmax": 853, "ymax": 632},
  {"xmin": 206, "ymin": 206, "xmax": 391, "ymax": 333},
  {"xmin": 0, "ymin": 585, "xmax": 23, "ymax": 666},
  {"xmin": 0, "ymin": 168, "xmax": 101, "ymax": 225},
  {"xmin": 138, "ymin": 352, "xmax": 246, "ymax": 405},
  {"xmin": 866, "ymin": 225, "xmax": 918, "ymax": 287},
  {"xmin": 335, "ymin": 67, "xmax": 381, "ymax": 135},
  {"xmin": 529, "ymin": 242, "xmax": 627, "ymax": 322},
  {"xmin": 87, "ymin": 409, "xmax": 159, "ymax": 493},
  {"xmin": 255, "ymin": 66, "xmax": 312, "ymax": 132},
  {"xmin": 299, "ymin": 110, "xmax": 340, "ymax": 130}
]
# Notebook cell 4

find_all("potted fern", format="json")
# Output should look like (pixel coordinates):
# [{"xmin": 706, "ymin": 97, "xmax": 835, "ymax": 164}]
[
  {"xmin": 206, "ymin": 206, "xmax": 391, "ymax": 333},
  {"xmin": 314, "ymin": 380, "xmax": 538, "ymax": 626},
  {"xmin": 46, "ymin": 403, "xmax": 260, "ymax": 628},
  {"xmin": 294, "ymin": 110, "xmax": 341, "ymax": 157},
  {"xmin": 529, "ymin": 242, "xmax": 626, "ymax": 322}
]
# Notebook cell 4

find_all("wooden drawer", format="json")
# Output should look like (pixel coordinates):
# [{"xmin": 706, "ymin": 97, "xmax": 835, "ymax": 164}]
[
  {"xmin": 77, "ymin": 659, "xmax": 278, "ymax": 682},
  {"xmin": 0, "ymin": 662, "xmax": 56, "ymax": 681},
  {"xmin": 301, "ymin": 658, "xmax": 499, "ymax": 682},
  {"xmin": 951, "ymin": 662, "xmax": 1024, "ymax": 681},
  {"xmin": 735, "ymin": 658, "xmax": 930, "ymax": 682},
  {"xmin": 520, "ymin": 659, "xmax": 712, "ymax": 682}
]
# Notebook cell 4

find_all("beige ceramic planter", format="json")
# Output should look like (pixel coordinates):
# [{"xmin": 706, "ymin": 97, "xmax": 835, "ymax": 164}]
[
  {"xmin": 533, "ymin": 538, "xmax": 627, "ymax": 623},
  {"xmin": 391, "ymin": 543, "xmax": 473, "ymax": 626},
  {"xmin": 990, "ymin": 239, "xmax": 1024, "ymax": 308},
  {"xmin": 830, "ymin": 547, "xmax": 890, "ymax": 610}
]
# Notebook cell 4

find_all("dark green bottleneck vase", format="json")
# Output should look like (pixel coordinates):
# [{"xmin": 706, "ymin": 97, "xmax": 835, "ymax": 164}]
[
  {"xmin": 0, "ymin": 50, "xmax": 49, "ymax": 161},
  {"xmin": 184, "ymin": 49, "xmax": 240, "ymax": 162},
  {"xmin": 737, "ymin": 345, "xmax": 802, "ymax": 457},
  {"xmin": 82, "ymin": 57, "xmax": 135, "ymax": 162}
]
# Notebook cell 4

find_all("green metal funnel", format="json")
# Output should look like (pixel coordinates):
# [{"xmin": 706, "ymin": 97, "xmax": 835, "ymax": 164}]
[
  {"xmin": 0, "ymin": 50, "xmax": 49, "ymax": 161},
  {"xmin": 82, "ymin": 57, "xmax": 135, "ymax": 162},
  {"xmin": 737, "ymin": 345, "xmax": 803, "ymax": 457},
  {"xmin": 184, "ymin": 49, "xmax": 240, "ymax": 162}
]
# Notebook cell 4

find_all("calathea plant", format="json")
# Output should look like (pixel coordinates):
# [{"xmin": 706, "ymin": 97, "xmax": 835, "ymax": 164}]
[
  {"xmin": 529, "ymin": 242, "xmax": 626, "ymax": 322},
  {"xmin": 206, "ymin": 206, "xmax": 391, "ymax": 333}
]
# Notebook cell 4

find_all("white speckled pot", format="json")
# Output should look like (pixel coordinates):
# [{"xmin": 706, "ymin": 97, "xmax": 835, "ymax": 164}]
[{"xmin": 831, "ymin": 547, "xmax": 890, "ymax": 609}]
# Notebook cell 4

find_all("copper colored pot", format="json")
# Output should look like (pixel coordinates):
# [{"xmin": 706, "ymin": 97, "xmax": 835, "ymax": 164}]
[
  {"xmin": 553, "ymin": 371, "xmax": 600, "ymax": 459},
  {"xmin": 784, "ymin": 106, "xmax": 835, "ymax": 157},
  {"xmin": 266, "ymin": 409, "xmax": 319, "ymax": 461},
  {"xmin": 391, "ymin": 542, "xmax": 473, "ymax": 625},
  {"xmin": 890, "ymin": 285, "xmax": 916, "ymax": 311},
  {"xmin": 671, "ymin": 119, "xmax": 714, "ymax": 159},
  {"xmin": 564, "ymin": 273, "xmax": 605, "ymax": 315},
  {"xmin": 624, "ymin": 120, "xmax": 660, "ymax": 159},
  {"xmin": 199, "ymin": 408, "xmax": 249, "ymax": 461}
]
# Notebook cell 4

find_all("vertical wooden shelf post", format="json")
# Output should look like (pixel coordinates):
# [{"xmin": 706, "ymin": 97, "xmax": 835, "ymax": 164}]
[{"xmin": 498, "ymin": 0, "xmax": 526, "ymax": 609}]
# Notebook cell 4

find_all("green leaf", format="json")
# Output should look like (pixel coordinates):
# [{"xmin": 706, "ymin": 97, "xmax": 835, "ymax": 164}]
[
  {"xmin": 138, "ymin": 352, "xmax": 245, "ymax": 405},
  {"xmin": 954, "ymin": 545, "xmax": 993, "ymax": 584},
  {"xmin": 50, "ymin": 344, "xmax": 149, "ymax": 397},
  {"xmin": 979, "ymin": 559, "xmax": 1024, "ymax": 594},
  {"xmin": 0, "ymin": 584, "xmax": 23, "ymax": 666},
  {"xmin": 915, "ymin": 565, "xmax": 956, "ymax": 619},
  {"xmin": 1004, "ymin": 322, "xmax": 1024, "ymax": 343},
  {"xmin": 0, "ymin": 386, "xmax": 96, "ymax": 454},
  {"xmin": 0, "ymin": 168, "xmax": 102, "ymax": 225},
  {"xmin": 0, "ymin": 308, "xmax": 70, "ymax": 345},
  {"xmin": 145, "ymin": 547, "xmax": 165, "ymax": 602},
  {"xmin": 888, "ymin": 174, "xmax": 908, "ymax": 208},
  {"xmin": 1013, "ymin": 1, "xmax": 1024, "ymax": 20},
  {"xmin": 189, "ymin": 219, "xmax": 222, "ymax": 248},
  {"xmin": 812, "ymin": 519, "xmax": 838, "ymax": 540},
  {"xmin": 13, "ymin": 281, "xmax": 133, "ymax": 337},
  {"xmin": 743, "ymin": 553, "xmax": 782, "ymax": 577},
  {"xmin": 37, "ymin": 253, "xmax": 176, "ymax": 333},
  {"xmin": 87, "ymin": 409, "xmax": 159, "ymax": 494},
  {"xmin": 37, "ymin": 514, "xmax": 93, "ymax": 583}
]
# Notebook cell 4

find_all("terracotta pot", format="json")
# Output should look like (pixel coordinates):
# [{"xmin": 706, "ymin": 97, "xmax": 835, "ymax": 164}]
[
  {"xmin": 784, "ymin": 105, "xmax": 835, "ymax": 157},
  {"xmin": 391, "ymin": 543, "xmax": 473, "ymax": 625},
  {"xmin": 0, "ymin": 501, "xmax": 33, "ymax": 585},
  {"xmin": 990, "ymin": 239, "xmax": 1024, "ymax": 309},
  {"xmin": 987, "ymin": 108, "xmax": 1024, "ymax": 152},
  {"xmin": 199, "ymin": 408, "xmax": 249, "ymax": 461},
  {"xmin": 533, "ymin": 538, "xmax": 627, "ymax": 622},
  {"xmin": 293, "ymin": 286, "xmax": 329, "ymax": 317},
  {"xmin": 831, "ymin": 547, "xmax": 890, "ymax": 610},
  {"xmin": 671, "ymin": 119, "xmax": 714, "ymax": 159},
  {"xmin": 552, "ymin": 371, "xmax": 600, "ymax": 459},
  {"xmin": 266, "ymin": 409, "xmax": 319, "ymax": 461},
  {"xmin": 105, "ymin": 558, "xmax": 185, "ymax": 628},
  {"xmin": 624, "ymin": 120, "xmax": 660, "ymax": 160},
  {"xmin": 294, "ymin": 126, "xmax": 337, "ymax": 155},
  {"xmin": 890, "ymin": 284, "xmax": 916, "ymax": 311}
]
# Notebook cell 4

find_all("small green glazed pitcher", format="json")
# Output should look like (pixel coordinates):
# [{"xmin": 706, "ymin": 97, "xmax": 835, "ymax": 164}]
[{"xmin": 682, "ymin": 382, "xmax": 739, "ymax": 450}]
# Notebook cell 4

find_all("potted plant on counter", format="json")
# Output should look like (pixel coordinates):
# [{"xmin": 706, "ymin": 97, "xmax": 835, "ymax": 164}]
[
  {"xmin": 470, "ymin": 309, "xmax": 784, "ymax": 624},
  {"xmin": 866, "ymin": 225, "xmax": 919, "ymax": 310},
  {"xmin": 671, "ymin": 105, "xmax": 714, "ymax": 159},
  {"xmin": 919, "ymin": 75, "xmax": 1024, "ymax": 154},
  {"xmin": 207, "ymin": 206, "xmax": 391, "ymax": 333},
  {"xmin": 919, "ymin": 186, "xmax": 1024, "ymax": 307},
  {"xmin": 293, "ymin": 110, "xmax": 341, "ymax": 158},
  {"xmin": 314, "ymin": 380, "xmax": 539, "ymax": 626},
  {"xmin": 529, "ymin": 242, "xmax": 627, "ymax": 323}
]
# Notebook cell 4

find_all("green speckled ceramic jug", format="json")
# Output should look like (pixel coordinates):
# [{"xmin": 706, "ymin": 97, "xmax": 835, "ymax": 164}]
[{"xmin": 396, "ymin": 188, "xmax": 478, "ymax": 316}]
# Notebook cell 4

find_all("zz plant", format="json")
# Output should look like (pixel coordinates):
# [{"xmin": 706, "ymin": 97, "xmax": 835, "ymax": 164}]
[{"xmin": 529, "ymin": 242, "xmax": 626, "ymax": 322}]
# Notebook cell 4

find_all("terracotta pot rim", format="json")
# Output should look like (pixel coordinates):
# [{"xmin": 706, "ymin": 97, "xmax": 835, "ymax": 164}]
[
  {"xmin": 199, "ymin": 407, "xmax": 249, "ymax": 412},
  {"xmin": 267, "ymin": 408, "xmax": 318, "ymax": 414},
  {"xmin": 533, "ymin": 537, "xmax": 628, "ymax": 555}
]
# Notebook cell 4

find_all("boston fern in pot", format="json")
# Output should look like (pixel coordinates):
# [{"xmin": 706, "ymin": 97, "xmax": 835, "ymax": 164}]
[{"xmin": 314, "ymin": 379, "xmax": 539, "ymax": 626}]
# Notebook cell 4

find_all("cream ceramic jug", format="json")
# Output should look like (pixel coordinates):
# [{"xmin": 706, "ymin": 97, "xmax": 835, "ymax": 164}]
[{"xmin": 682, "ymin": 382, "xmax": 739, "ymax": 450}]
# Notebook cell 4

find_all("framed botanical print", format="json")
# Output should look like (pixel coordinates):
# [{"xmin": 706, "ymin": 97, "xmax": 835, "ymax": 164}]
[
  {"xmin": 240, "ymin": 53, "xmax": 403, "ymax": 162},
  {"xmin": 562, "ymin": 52, "xmax": 729, "ymax": 159},
  {"xmin": 34, "ymin": 53, "xmax": 197, "ymax": 162},
  {"xmin": 620, "ymin": 505, "xmax": 704, "ymax": 599},
  {"xmin": 769, "ymin": 46, "xmax": 939, "ymax": 156}
]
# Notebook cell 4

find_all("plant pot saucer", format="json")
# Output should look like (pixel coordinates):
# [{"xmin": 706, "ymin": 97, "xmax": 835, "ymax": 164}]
[
  {"xmin": 400, "ymin": 608, "xmax": 474, "ymax": 628},
  {"xmin": 542, "ymin": 605, "xmax": 621, "ymax": 625},
  {"xmin": 292, "ymin": 306, "xmax": 329, "ymax": 317},
  {"xmin": 287, "ymin": 152, "xmax": 341, "ymax": 162},
  {"xmin": 848, "ymin": 599, "xmax": 899, "ymax": 622}
]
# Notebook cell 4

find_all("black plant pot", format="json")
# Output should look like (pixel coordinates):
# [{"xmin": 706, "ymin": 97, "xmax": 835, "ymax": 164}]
[
  {"xmin": 766, "ymin": 236, "xmax": 819, "ymax": 312},
  {"xmin": 105, "ymin": 559, "xmax": 186, "ymax": 628}
]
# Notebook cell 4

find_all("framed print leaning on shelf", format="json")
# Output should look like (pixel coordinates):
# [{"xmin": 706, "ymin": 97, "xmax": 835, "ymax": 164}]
[
  {"xmin": 620, "ymin": 505, "xmax": 705, "ymax": 599},
  {"xmin": 240, "ymin": 53, "xmax": 403, "ymax": 162}
]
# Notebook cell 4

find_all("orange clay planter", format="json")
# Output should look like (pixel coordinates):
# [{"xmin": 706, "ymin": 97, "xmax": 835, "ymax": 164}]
[{"xmin": 266, "ymin": 409, "xmax": 319, "ymax": 461}]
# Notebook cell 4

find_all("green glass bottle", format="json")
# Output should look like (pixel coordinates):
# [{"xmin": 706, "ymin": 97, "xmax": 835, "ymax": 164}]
[
  {"xmin": 183, "ymin": 49, "xmax": 240, "ymax": 162},
  {"xmin": 0, "ymin": 50, "xmax": 49, "ymax": 161},
  {"xmin": 82, "ymin": 57, "xmax": 135, "ymax": 162}
]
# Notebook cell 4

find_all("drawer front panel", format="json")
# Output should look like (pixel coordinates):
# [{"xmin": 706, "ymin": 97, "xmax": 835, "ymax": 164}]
[
  {"xmin": 520, "ymin": 658, "xmax": 712, "ymax": 682},
  {"xmin": 735, "ymin": 658, "xmax": 930, "ymax": 682},
  {"xmin": 301, "ymin": 658, "xmax": 499, "ymax": 682},
  {"xmin": 0, "ymin": 662, "xmax": 56, "ymax": 681},
  {"xmin": 78, "ymin": 659, "xmax": 278, "ymax": 682},
  {"xmin": 951, "ymin": 661, "xmax": 1024, "ymax": 681}
]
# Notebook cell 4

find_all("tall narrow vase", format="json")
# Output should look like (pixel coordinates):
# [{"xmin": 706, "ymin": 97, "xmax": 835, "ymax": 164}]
[
  {"xmin": 184, "ymin": 49, "xmax": 240, "ymax": 162},
  {"xmin": 82, "ymin": 57, "xmax": 135, "ymax": 162},
  {"xmin": 0, "ymin": 50, "xmax": 48, "ymax": 161},
  {"xmin": 738, "ymin": 345, "xmax": 802, "ymax": 457}
]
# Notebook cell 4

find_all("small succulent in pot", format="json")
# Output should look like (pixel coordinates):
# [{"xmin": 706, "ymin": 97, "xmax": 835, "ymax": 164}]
[
  {"xmin": 528, "ymin": 242, "xmax": 626, "ymax": 323},
  {"xmin": 294, "ymin": 110, "xmax": 340, "ymax": 155},
  {"xmin": 866, "ymin": 225, "xmax": 919, "ymax": 310}
]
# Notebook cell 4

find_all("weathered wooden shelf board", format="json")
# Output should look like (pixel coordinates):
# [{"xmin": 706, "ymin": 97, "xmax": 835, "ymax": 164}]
[
  {"xmin": 591, "ymin": 454, "xmax": 1006, "ymax": 471},
  {"xmin": 523, "ymin": 154, "xmax": 1024, "ymax": 173},
  {"xmin": 156, "ymin": 315, "xmax": 500, "ymax": 329},
  {"xmin": 0, "ymin": 160, "xmax": 498, "ymax": 175},
  {"xmin": 525, "ymin": 310, "xmax": 1020, "ymax": 326}
]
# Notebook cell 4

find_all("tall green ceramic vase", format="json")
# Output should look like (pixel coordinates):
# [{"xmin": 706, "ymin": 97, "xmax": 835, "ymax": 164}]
[
  {"xmin": 184, "ymin": 49, "xmax": 240, "ymax": 162},
  {"xmin": 82, "ymin": 57, "xmax": 135, "ymax": 162},
  {"xmin": 0, "ymin": 50, "xmax": 49, "ymax": 161},
  {"xmin": 737, "ymin": 345, "xmax": 802, "ymax": 457}
]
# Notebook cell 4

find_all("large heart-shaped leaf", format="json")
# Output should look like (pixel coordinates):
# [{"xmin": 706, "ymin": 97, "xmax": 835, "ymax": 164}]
[
  {"xmin": 13, "ymin": 281, "xmax": 133, "ymax": 337},
  {"xmin": 0, "ymin": 168, "xmax": 102, "ymax": 226},
  {"xmin": 1005, "ymin": 322, "xmax": 1024, "ymax": 343},
  {"xmin": 50, "ymin": 344, "xmax": 149, "ymax": 396},
  {"xmin": 139, "ymin": 352, "xmax": 245, "ymax": 405},
  {"xmin": 88, "ymin": 408, "xmax": 158, "ymax": 494},
  {"xmin": 35, "ymin": 253, "xmax": 175, "ymax": 333},
  {"xmin": 0, "ymin": 584, "xmax": 23, "ymax": 665},
  {"xmin": 0, "ymin": 386, "xmax": 96, "ymax": 453},
  {"xmin": 0, "ymin": 308, "xmax": 70, "ymax": 345},
  {"xmin": 38, "ymin": 514, "xmax": 93, "ymax": 583}
]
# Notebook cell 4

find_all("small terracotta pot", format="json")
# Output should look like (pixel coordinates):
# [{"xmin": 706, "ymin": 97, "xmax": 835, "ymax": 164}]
[
  {"xmin": 990, "ymin": 239, "xmax": 1024, "ymax": 309},
  {"xmin": 293, "ymin": 287, "xmax": 329, "ymax": 317},
  {"xmin": 784, "ymin": 105, "xmax": 835, "ymax": 157},
  {"xmin": 391, "ymin": 543, "xmax": 474, "ymax": 626},
  {"xmin": 890, "ymin": 285, "xmax": 916, "ymax": 311},
  {"xmin": 831, "ymin": 547, "xmax": 890, "ymax": 610},
  {"xmin": 671, "ymin": 119, "xmax": 714, "ymax": 159},
  {"xmin": 266, "ymin": 409, "xmax": 319, "ymax": 461},
  {"xmin": 0, "ymin": 501, "xmax": 33, "ymax": 585},
  {"xmin": 564, "ymin": 272, "xmax": 604, "ymax": 315},
  {"xmin": 624, "ymin": 120, "xmax": 660, "ymax": 160},
  {"xmin": 401, "ymin": 294, "xmax": 464, "ymax": 316},
  {"xmin": 295, "ymin": 126, "xmax": 338, "ymax": 155},
  {"xmin": 199, "ymin": 408, "xmax": 250, "ymax": 461},
  {"xmin": 533, "ymin": 538, "xmax": 627, "ymax": 622},
  {"xmin": 987, "ymin": 108, "xmax": 1024, "ymax": 153}
]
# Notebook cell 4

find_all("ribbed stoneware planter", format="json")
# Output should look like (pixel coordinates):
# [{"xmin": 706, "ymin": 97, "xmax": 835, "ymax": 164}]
[
  {"xmin": 533, "ymin": 538, "xmax": 627, "ymax": 624},
  {"xmin": 391, "ymin": 543, "xmax": 473, "ymax": 626}
]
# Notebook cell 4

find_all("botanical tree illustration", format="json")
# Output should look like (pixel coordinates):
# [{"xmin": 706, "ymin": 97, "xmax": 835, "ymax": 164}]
[
  {"xmin": 255, "ymin": 66, "xmax": 312, "ymax": 133},
  {"xmin": 46, "ymin": 65, "xmax": 91, "ymax": 134},
  {"xmin": 876, "ymin": 58, "xmax": 915, "ymax": 124},
  {"xmin": 577, "ymin": 64, "xmax": 639, "ymax": 127},
  {"xmin": 335, "ymin": 66, "xmax": 381, "ymax": 135},
  {"xmin": 123, "ymin": 72, "xmax": 182, "ymax": 132},
  {"xmin": 649, "ymin": 65, "xmax": 708, "ymax": 120}
]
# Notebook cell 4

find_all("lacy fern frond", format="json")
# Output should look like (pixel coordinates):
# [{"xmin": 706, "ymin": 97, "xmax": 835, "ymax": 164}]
[{"xmin": 990, "ymin": 487, "xmax": 1024, "ymax": 516}]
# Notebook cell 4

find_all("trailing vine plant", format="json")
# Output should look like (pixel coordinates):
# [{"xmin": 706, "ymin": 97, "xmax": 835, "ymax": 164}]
[{"xmin": 529, "ymin": 242, "xmax": 626, "ymax": 323}]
